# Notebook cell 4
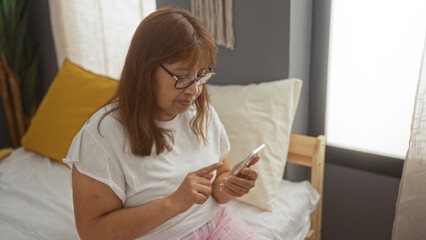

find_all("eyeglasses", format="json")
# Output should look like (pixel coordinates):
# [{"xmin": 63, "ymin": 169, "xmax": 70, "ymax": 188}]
[{"xmin": 159, "ymin": 64, "xmax": 215, "ymax": 89}]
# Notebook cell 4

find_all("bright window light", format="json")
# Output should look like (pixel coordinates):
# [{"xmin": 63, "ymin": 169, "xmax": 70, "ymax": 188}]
[{"xmin": 326, "ymin": 0, "xmax": 426, "ymax": 159}]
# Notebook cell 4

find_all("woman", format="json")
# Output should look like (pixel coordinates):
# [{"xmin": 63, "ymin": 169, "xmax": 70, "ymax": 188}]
[{"xmin": 65, "ymin": 7, "xmax": 259, "ymax": 240}]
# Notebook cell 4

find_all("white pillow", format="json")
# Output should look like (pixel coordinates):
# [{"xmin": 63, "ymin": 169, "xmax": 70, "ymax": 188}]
[{"xmin": 208, "ymin": 79, "xmax": 302, "ymax": 211}]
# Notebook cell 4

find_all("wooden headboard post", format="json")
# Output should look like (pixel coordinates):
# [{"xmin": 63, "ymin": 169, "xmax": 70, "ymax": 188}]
[{"xmin": 287, "ymin": 134, "xmax": 326, "ymax": 240}]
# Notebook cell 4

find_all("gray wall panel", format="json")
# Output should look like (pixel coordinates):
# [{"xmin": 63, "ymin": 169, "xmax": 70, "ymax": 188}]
[{"xmin": 157, "ymin": 0, "xmax": 290, "ymax": 85}]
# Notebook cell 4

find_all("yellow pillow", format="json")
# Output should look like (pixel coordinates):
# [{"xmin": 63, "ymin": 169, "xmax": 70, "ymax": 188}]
[{"xmin": 21, "ymin": 59, "xmax": 118, "ymax": 163}]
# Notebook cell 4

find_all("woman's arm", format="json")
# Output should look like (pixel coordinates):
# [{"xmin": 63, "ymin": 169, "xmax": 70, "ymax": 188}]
[
  {"xmin": 72, "ymin": 162, "xmax": 223, "ymax": 240},
  {"xmin": 212, "ymin": 155, "xmax": 259, "ymax": 204}
]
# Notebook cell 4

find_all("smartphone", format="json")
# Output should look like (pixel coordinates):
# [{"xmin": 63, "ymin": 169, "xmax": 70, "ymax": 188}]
[{"xmin": 232, "ymin": 144, "xmax": 266, "ymax": 177}]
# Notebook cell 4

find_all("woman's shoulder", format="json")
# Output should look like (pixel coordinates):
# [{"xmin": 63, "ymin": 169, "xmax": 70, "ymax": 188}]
[{"xmin": 82, "ymin": 103, "xmax": 124, "ymax": 140}]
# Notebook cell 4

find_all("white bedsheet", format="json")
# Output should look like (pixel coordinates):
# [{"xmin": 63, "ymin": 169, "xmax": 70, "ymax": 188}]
[
  {"xmin": 0, "ymin": 148, "xmax": 78, "ymax": 240},
  {"xmin": 226, "ymin": 181, "xmax": 319, "ymax": 240},
  {"xmin": 0, "ymin": 148, "xmax": 319, "ymax": 240}
]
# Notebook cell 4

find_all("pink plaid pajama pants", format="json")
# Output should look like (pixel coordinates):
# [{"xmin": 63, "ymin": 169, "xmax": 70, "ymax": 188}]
[{"xmin": 180, "ymin": 207, "xmax": 259, "ymax": 240}]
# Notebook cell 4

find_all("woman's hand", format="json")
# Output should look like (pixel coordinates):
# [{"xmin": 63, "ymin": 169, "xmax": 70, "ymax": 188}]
[
  {"xmin": 220, "ymin": 155, "xmax": 260, "ymax": 197},
  {"xmin": 168, "ymin": 162, "xmax": 223, "ymax": 213}
]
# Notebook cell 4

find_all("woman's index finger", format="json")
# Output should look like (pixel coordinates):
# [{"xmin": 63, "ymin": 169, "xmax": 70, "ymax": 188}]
[{"xmin": 194, "ymin": 162, "xmax": 223, "ymax": 176}]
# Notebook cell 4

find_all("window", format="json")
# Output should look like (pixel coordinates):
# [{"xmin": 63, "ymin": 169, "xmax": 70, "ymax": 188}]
[{"xmin": 326, "ymin": 0, "xmax": 426, "ymax": 159}]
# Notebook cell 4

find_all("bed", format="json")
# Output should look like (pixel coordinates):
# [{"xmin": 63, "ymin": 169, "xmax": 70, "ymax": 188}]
[
  {"xmin": 0, "ymin": 134, "xmax": 324, "ymax": 240},
  {"xmin": 0, "ymin": 60, "xmax": 325, "ymax": 240}
]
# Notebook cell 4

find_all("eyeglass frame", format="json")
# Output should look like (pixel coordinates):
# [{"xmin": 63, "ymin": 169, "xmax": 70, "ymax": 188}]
[{"xmin": 159, "ymin": 64, "xmax": 215, "ymax": 89}]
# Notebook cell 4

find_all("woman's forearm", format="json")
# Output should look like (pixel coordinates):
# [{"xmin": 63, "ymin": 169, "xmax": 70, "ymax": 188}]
[
  {"xmin": 78, "ymin": 196, "xmax": 180, "ymax": 240},
  {"xmin": 74, "ymin": 162, "xmax": 223, "ymax": 240}
]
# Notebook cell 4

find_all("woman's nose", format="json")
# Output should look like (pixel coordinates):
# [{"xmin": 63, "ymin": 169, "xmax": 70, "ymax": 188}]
[{"xmin": 183, "ymin": 80, "xmax": 200, "ymax": 96}]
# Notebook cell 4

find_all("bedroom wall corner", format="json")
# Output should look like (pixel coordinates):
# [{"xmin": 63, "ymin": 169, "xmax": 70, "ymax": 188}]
[
  {"xmin": 284, "ymin": 0, "xmax": 313, "ymax": 182},
  {"xmin": 27, "ymin": 0, "xmax": 59, "ymax": 103},
  {"xmin": 288, "ymin": 0, "xmax": 312, "ymax": 136}
]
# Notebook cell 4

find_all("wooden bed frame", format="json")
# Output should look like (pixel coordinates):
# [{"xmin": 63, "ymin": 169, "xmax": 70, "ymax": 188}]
[{"xmin": 287, "ymin": 134, "xmax": 325, "ymax": 240}]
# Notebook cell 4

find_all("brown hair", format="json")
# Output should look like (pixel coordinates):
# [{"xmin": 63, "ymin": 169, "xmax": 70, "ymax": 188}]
[{"xmin": 99, "ymin": 7, "xmax": 217, "ymax": 156}]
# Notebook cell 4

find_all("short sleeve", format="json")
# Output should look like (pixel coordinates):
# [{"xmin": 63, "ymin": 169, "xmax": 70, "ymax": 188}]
[
  {"xmin": 63, "ymin": 128, "xmax": 126, "ymax": 204},
  {"xmin": 211, "ymin": 106, "xmax": 231, "ymax": 161}
]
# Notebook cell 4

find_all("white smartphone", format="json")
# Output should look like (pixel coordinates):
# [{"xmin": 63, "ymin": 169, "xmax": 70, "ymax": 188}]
[{"xmin": 232, "ymin": 144, "xmax": 266, "ymax": 177}]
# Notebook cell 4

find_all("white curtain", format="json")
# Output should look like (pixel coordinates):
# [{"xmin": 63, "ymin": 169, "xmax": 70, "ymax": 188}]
[
  {"xmin": 48, "ymin": 0, "xmax": 156, "ymax": 79},
  {"xmin": 392, "ymin": 30, "xmax": 426, "ymax": 240}
]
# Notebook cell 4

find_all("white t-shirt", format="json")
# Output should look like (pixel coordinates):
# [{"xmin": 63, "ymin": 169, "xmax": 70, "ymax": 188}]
[{"xmin": 64, "ymin": 104, "xmax": 231, "ymax": 240}]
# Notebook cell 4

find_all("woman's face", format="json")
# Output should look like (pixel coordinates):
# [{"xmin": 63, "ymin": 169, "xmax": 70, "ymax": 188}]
[{"xmin": 153, "ymin": 60, "xmax": 208, "ymax": 121}]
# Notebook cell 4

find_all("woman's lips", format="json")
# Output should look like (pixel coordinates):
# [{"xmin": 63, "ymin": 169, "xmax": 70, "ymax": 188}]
[{"xmin": 178, "ymin": 100, "xmax": 192, "ymax": 106}]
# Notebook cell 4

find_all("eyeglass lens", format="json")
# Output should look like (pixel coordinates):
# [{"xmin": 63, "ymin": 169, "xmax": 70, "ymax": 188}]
[{"xmin": 175, "ymin": 74, "xmax": 214, "ymax": 89}]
